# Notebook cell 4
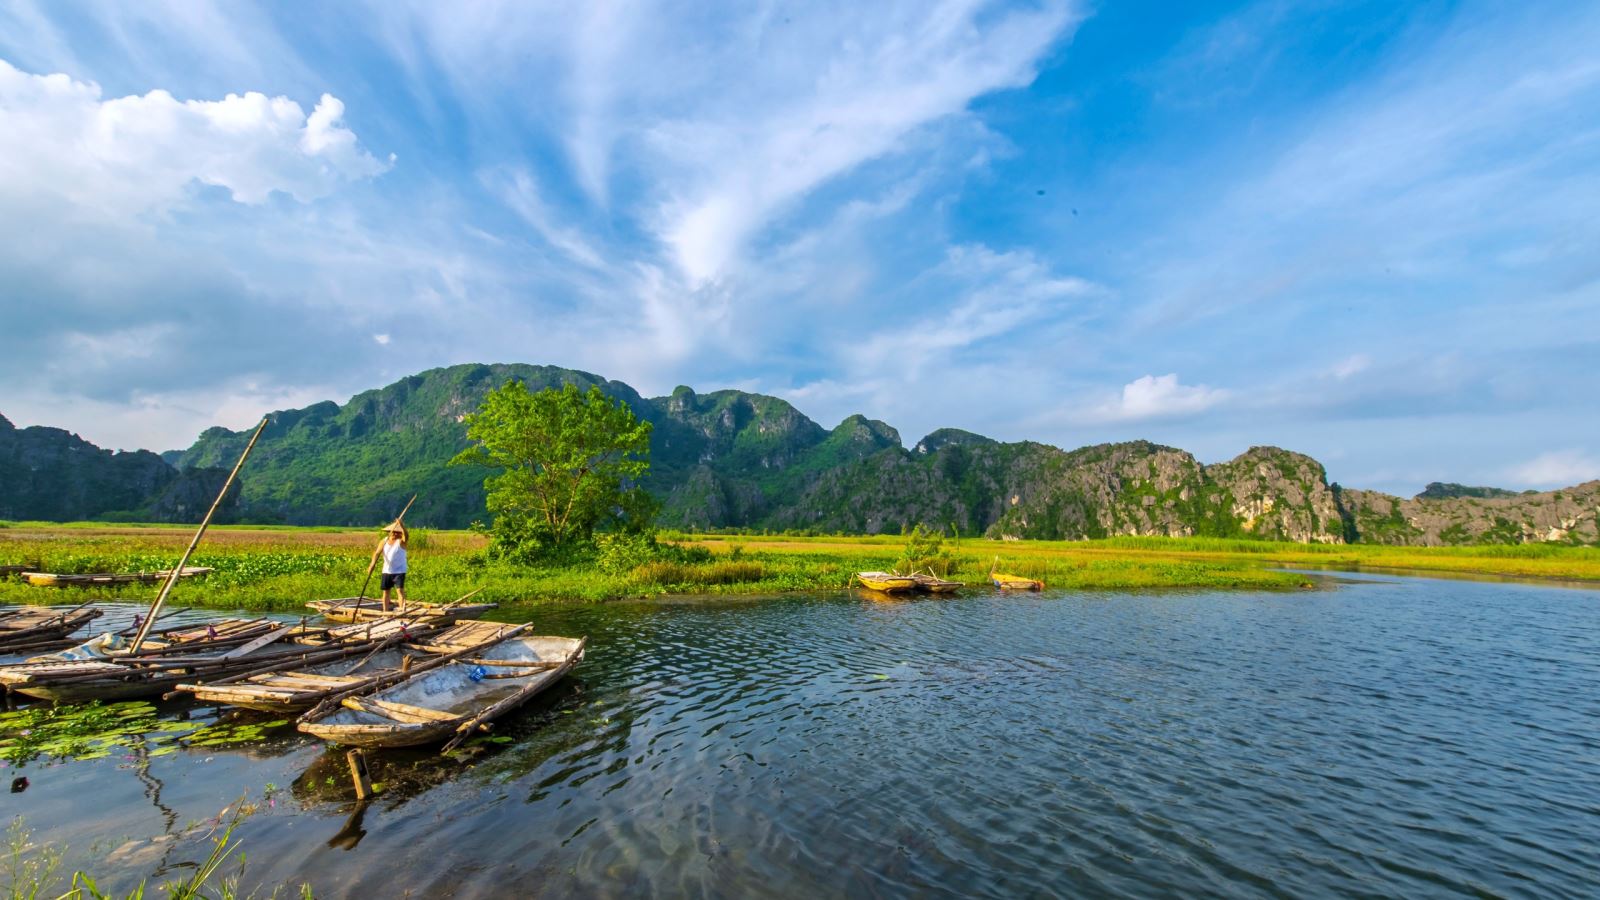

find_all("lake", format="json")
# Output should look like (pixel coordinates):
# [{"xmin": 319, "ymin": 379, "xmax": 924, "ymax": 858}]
[{"xmin": 4, "ymin": 573, "xmax": 1598, "ymax": 898}]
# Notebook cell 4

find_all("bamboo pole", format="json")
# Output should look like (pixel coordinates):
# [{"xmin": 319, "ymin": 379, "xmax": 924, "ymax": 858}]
[
  {"xmin": 128, "ymin": 417, "xmax": 269, "ymax": 654},
  {"xmin": 359, "ymin": 494, "xmax": 418, "ymax": 600}
]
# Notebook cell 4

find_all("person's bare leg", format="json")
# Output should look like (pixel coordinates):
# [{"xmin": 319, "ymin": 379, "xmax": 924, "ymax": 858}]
[
  {"xmin": 380, "ymin": 587, "xmax": 391, "ymax": 612},
  {"xmin": 395, "ymin": 583, "xmax": 407, "ymax": 609}
]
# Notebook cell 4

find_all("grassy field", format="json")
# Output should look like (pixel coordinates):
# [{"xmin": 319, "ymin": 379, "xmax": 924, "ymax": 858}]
[{"xmin": 1, "ymin": 522, "xmax": 1596, "ymax": 612}]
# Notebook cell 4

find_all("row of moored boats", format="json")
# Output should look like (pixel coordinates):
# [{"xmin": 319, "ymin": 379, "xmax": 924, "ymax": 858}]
[{"xmin": 0, "ymin": 598, "xmax": 583, "ymax": 752}]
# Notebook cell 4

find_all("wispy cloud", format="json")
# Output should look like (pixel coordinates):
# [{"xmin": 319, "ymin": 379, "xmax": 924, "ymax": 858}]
[{"xmin": 1508, "ymin": 449, "xmax": 1600, "ymax": 489}]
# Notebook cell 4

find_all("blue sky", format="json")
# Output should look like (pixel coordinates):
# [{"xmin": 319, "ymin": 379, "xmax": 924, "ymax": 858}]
[{"xmin": 1, "ymin": 0, "xmax": 1597, "ymax": 495}]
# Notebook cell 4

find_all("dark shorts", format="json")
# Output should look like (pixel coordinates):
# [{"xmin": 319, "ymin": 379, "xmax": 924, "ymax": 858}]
[{"xmin": 380, "ymin": 572, "xmax": 407, "ymax": 591}]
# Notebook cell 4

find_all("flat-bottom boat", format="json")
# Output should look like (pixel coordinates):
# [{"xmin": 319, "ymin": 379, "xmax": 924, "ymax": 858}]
[
  {"xmin": 991, "ymin": 573, "xmax": 1045, "ymax": 591},
  {"xmin": 306, "ymin": 597, "xmax": 498, "ymax": 625},
  {"xmin": 298, "ymin": 627, "xmax": 584, "ymax": 750},
  {"xmin": 911, "ymin": 573, "xmax": 964, "ymax": 593},
  {"xmin": 20, "ymin": 567, "xmax": 213, "ymax": 587},
  {"xmin": 179, "ymin": 620, "xmax": 517, "ymax": 713},
  {"xmin": 855, "ymin": 572, "xmax": 919, "ymax": 593}
]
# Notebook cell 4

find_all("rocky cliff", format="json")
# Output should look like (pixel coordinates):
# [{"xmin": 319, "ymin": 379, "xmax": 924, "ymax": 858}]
[{"xmin": 0, "ymin": 413, "xmax": 237, "ymax": 522}]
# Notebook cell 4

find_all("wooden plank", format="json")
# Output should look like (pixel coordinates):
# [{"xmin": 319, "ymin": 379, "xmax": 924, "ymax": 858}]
[
  {"xmin": 342, "ymin": 696, "xmax": 458, "ymax": 723},
  {"xmin": 218, "ymin": 623, "xmax": 300, "ymax": 660}
]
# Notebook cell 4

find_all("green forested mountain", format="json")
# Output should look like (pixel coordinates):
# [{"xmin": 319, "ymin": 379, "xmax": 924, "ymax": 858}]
[{"xmin": 7, "ymin": 364, "xmax": 1599, "ymax": 545}]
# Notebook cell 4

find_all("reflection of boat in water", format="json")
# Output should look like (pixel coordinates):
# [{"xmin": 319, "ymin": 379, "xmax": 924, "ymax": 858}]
[
  {"xmin": 855, "ymin": 572, "xmax": 918, "ymax": 593},
  {"xmin": 306, "ymin": 597, "xmax": 498, "ymax": 625},
  {"xmin": 299, "ymin": 628, "xmax": 585, "ymax": 750},
  {"xmin": 21, "ymin": 567, "xmax": 212, "ymax": 587}
]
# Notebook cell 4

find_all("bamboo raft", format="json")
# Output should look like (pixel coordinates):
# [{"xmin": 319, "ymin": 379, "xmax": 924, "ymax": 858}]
[
  {"xmin": 21, "ymin": 567, "xmax": 214, "ymax": 587},
  {"xmin": 0, "ymin": 604, "xmax": 104, "ymax": 654},
  {"xmin": 0, "ymin": 617, "xmax": 361, "ymax": 702},
  {"xmin": 306, "ymin": 597, "xmax": 498, "ymax": 625},
  {"xmin": 175, "ymin": 618, "xmax": 482, "ymax": 712},
  {"xmin": 299, "ymin": 624, "xmax": 585, "ymax": 750}
]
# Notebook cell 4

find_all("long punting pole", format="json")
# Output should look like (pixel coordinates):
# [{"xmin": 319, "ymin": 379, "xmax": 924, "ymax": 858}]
[
  {"xmin": 128, "ymin": 416, "xmax": 270, "ymax": 653},
  {"xmin": 357, "ymin": 494, "xmax": 418, "ymax": 601}
]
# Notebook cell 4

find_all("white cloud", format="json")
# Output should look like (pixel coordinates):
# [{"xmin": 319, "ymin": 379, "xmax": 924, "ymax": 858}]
[
  {"xmin": 1087, "ymin": 374, "xmax": 1229, "ymax": 423},
  {"xmin": 373, "ymin": 333, "xmax": 391, "ymax": 346},
  {"xmin": 0, "ymin": 58, "xmax": 390, "ymax": 218},
  {"xmin": 1508, "ymin": 449, "xmax": 1600, "ymax": 488},
  {"xmin": 1329, "ymin": 353, "xmax": 1371, "ymax": 379}
]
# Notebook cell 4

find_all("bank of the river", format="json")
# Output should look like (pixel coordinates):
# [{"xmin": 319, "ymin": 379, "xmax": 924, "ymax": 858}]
[{"xmin": 2, "ymin": 522, "xmax": 1596, "ymax": 610}]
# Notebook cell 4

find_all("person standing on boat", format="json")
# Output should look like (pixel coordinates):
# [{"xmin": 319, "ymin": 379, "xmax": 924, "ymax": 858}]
[{"xmin": 369, "ymin": 521, "xmax": 409, "ymax": 610}]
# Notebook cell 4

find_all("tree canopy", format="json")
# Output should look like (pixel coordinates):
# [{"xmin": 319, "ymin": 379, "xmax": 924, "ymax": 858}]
[{"xmin": 451, "ymin": 380, "xmax": 653, "ymax": 559}]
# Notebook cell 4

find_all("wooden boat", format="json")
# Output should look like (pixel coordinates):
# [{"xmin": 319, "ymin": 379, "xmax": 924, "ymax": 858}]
[
  {"xmin": 911, "ymin": 573, "xmax": 964, "ymax": 594},
  {"xmin": 0, "ymin": 565, "xmax": 34, "ymax": 579},
  {"xmin": 0, "ymin": 605, "xmax": 104, "ymax": 653},
  {"xmin": 855, "ymin": 572, "xmax": 919, "ymax": 593},
  {"xmin": 990, "ymin": 573, "xmax": 1045, "ymax": 591},
  {"xmin": 306, "ymin": 597, "xmax": 498, "ymax": 625},
  {"xmin": 298, "ymin": 625, "xmax": 585, "ymax": 750},
  {"xmin": 175, "ymin": 620, "xmax": 514, "ymax": 713},
  {"xmin": 21, "ymin": 567, "xmax": 213, "ymax": 587},
  {"xmin": 0, "ymin": 618, "xmax": 366, "ymax": 702}
]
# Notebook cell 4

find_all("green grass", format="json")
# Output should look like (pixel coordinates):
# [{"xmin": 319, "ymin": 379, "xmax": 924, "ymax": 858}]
[{"xmin": 4, "ymin": 523, "xmax": 1595, "ymax": 613}]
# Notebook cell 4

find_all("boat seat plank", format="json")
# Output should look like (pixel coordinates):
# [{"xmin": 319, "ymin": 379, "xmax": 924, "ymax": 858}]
[{"xmin": 342, "ymin": 696, "xmax": 459, "ymax": 723}]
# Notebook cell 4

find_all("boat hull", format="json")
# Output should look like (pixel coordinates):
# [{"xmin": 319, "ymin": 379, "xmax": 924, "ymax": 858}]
[{"xmin": 300, "ymin": 635, "xmax": 585, "ymax": 748}]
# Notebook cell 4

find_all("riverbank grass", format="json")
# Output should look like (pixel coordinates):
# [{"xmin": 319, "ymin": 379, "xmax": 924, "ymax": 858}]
[{"xmin": 2, "ymin": 523, "xmax": 1595, "ymax": 611}]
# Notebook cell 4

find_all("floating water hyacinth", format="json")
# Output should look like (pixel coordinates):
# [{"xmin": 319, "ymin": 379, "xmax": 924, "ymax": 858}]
[{"xmin": 0, "ymin": 702, "xmax": 295, "ymax": 765}]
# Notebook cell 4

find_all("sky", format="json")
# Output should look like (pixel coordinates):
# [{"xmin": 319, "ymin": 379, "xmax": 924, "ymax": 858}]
[{"xmin": 1, "ymin": 0, "xmax": 1597, "ymax": 496}]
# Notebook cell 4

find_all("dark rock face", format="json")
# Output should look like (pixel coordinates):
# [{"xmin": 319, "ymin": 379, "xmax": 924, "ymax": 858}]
[
  {"xmin": 1415, "ymin": 482, "xmax": 1522, "ymax": 501},
  {"xmin": 0, "ymin": 417, "xmax": 238, "ymax": 522},
  {"xmin": 10, "ymin": 364, "xmax": 1600, "ymax": 546}
]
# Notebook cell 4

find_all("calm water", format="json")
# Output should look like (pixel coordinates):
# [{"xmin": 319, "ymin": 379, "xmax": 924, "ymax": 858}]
[{"xmin": 5, "ymin": 575, "xmax": 1598, "ymax": 898}]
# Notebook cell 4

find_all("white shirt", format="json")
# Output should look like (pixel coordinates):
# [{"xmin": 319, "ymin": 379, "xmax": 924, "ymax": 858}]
[{"xmin": 381, "ymin": 539, "xmax": 408, "ymax": 574}]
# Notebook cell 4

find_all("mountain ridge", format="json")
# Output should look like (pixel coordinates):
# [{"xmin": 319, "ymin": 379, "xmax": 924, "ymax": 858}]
[{"xmin": 6, "ymin": 364, "xmax": 1598, "ymax": 545}]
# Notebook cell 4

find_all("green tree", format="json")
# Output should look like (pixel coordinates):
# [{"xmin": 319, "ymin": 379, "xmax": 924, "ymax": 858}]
[{"xmin": 450, "ymin": 381, "xmax": 653, "ymax": 559}]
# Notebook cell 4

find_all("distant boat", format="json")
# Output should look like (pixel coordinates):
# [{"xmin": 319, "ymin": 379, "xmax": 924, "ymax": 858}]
[
  {"xmin": 911, "ymin": 573, "xmax": 964, "ymax": 594},
  {"xmin": 299, "ymin": 627, "xmax": 586, "ymax": 749},
  {"xmin": 855, "ymin": 572, "xmax": 919, "ymax": 593},
  {"xmin": 990, "ymin": 573, "xmax": 1044, "ymax": 591},
  {"xmin": 21, "ymin": 567, "xmax": 213, "ymax": 587}
]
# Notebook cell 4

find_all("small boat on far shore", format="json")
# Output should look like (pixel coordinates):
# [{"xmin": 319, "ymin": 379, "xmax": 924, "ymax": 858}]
[
  {"xmin": 855, "ymin": 572, "xmax": 919, "ymax": 593},
  {"xmin": 991, "ymin": 573, "xmax": 1044, "ymax": 591},
  {"xmin": 21, "ymin": 567, "xmax": 213, "ymax": 587},
  {"xmin": 911, "ymin": 573, "xmax": 964, "ymax": 594}
]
